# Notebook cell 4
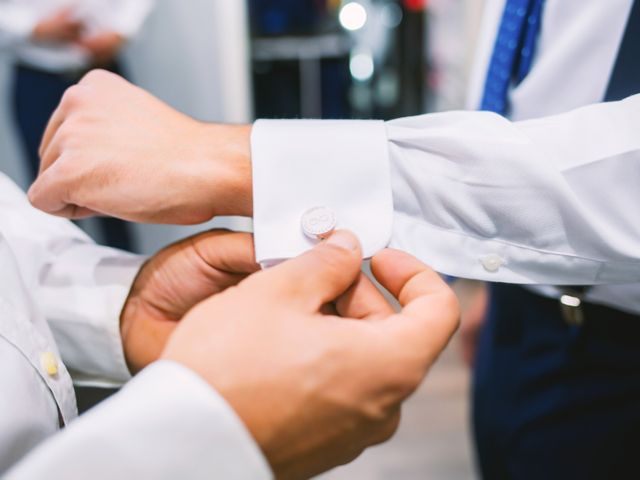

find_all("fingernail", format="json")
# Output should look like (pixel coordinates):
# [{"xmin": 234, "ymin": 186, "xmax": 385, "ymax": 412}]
[{"xmin": 325, "ymin": 230, "xmax": 359, "ymax": 251}]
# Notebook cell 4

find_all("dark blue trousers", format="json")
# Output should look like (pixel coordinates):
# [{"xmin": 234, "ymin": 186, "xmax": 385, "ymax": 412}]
[
  {"xmin": 12, "ymin": 64, "xmax": 135, "ymax": 252},
  {"xmin": 473, "ymin": 284, "xmax": 640, "ymax": 480}
]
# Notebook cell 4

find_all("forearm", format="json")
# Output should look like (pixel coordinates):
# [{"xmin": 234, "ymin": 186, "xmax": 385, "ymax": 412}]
[{"xmin": 386, "ymin": 95, "xmax": 640, "ymax": 283}]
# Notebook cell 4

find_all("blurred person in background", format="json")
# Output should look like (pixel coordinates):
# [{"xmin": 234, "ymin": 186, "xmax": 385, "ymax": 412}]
[{"xmin": 0, "ymin": 0, "xmax": 155, "ymax": 251}]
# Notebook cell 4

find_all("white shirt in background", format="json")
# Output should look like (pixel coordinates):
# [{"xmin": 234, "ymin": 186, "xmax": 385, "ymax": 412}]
[
  {"xmin": 250, "ymin": 0, "xmax": 640, "ymax": 314},
  {"xmin": 0, "ymin": 173, "xmax": 270, "ymax": 479},
  {"xmin": 0, "ymin": 0, "xmax": 154, "ymax": 72}
]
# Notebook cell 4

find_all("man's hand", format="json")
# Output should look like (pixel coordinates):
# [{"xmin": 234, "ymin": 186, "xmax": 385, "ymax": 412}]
[
  {"xmin": 32, "ymin": 8, "xmax": 83, "ymax": 43},
  {"xmin": 29, "ymin": 70, "xmax": 253, "ymax": 224},
  {"xmin": 163, "ymin": 230, "xmax": 460, "ymax": 480},
  {"xmin": 76, "ymin": 32, "xmax": 125, "ymax": 66},
  {"xmin": 121, "ymin": 230, "xmax": 259, "ymax": 374}
]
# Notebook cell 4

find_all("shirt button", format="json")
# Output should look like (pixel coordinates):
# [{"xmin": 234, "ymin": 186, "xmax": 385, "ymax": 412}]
[
  {"xmin": 40, "ymin": 351, "xmax": 59, "ymax": 377},
  {"xmin": 301, "ymin": 206, "xmax": 337, "ymax": 240},
  {"xmin": 481, "ymin": 254, "xmax": 504, "ymax": 273}
]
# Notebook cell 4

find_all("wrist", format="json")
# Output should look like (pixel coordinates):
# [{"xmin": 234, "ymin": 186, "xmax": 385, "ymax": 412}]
[{"xmin": 199, "ymin": 123, "xmax": 253, "ymax": 217}]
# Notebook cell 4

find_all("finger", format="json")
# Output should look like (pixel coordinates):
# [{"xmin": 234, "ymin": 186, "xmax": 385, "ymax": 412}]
[
  {"xmin": 373, "ymin": 249, "xmax": 460, "ymax": 365},
  {"xmin": 335, "ymin": 272, "xmax": 394, "ymax": 320},
  {"xmin": 190, "ymin": 230, "xmax": 259, "ymax": 276},
  {"xmin": 371, "ymin": 249, "xmax": 451, "ymax": 304},
  {"xmin": 38, "ymin": 83, "xmax": 89, "ymax": 171},
  {"xmin": 38, "ymin": 120, "xmax": 67, "ymax": 178},
  {"xmin": 48, "ymin": 204, "xmax": 98, "ymax": 219},
  {"xmin": 28, "ymin": 158, "xmax": 82, "ymax": 215},
  {"xmin": 256, "ymin": 230, "xmax": 363, "ymax": 311},
  {"xmin": 27, "ymin": 157, "xmax": 97, "ymax": 220},
  {"xmin": 38, "ymin": 103, "xmax": 67, "ymax": 168}
]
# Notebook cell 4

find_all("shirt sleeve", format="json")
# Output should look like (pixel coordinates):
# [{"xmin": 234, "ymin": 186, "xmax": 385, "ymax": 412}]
[
  {"xmin": 0, "ymin": 4, "xmax": 38, "ymax": 48},
  {"xmin": 5, "ymin": 361, "xmax": 272, "ymax": 480},
  {"xmin": 0, "ymin": 174, "xmax": 145, "ymax": 386},
  {"xmin": 251, "ymin": 94, "xmax": 640, "ymax": 285},
  {"xmin": 37, "ymin": 242, "xmax": 146, "ymax": 387}
]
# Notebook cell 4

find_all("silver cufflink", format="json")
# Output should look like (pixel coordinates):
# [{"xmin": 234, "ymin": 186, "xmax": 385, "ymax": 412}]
[{"xmin": 301, "ymin": 206, "xmax": 337, "ymax": 240}]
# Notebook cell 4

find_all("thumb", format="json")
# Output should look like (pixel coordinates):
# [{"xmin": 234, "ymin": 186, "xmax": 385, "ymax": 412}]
[
  {"xmin": 259, "ymin": 230, "xmax": 363, "ymax": 312},
  {"xmin": 373, "ymin": 249, "xmax": 460, "ymax": 368},
  {"xmin": 190, "ymin": 230, "xmax": 259, "ymax": 276}
]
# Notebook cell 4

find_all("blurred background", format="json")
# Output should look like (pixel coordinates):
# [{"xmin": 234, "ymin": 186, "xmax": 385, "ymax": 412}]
[{"xmin": 0, "ymin": 0, "xmax": 485, "ymax": 478}]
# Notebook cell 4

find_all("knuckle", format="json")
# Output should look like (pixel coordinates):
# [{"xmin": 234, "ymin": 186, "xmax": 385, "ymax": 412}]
[
  {"xmin": 27, "ymin": 184, "xmax": 41, "ymax": 206},
  {"xmin": 376, "ymin": 412, "xmax": 402, "ymax": 443},
  {"xmin": 62, "ymin": 85, "xmax": 91, "ymax": 111},
  {"xmin": 360, "ymin": 398, "xmax": 393, "ymax": 424},
  {"xmin": 54, "ymin": 125, "xmax": 79, "ymax": 153},
  {"xmin": 80, "ymin": 68, "xmax": 111, "ymax": 85},
  {"xmin": 47, "ymin": 155, "xmax": 79, "ymax": 195},
  {"xmin": 54, "ymin": 154, "xmax": 76, "ymax": 176},
  {"xmin": 361, "ymin": 404, "xmax": 402, "ymax": 445},
  {"xmin": 61, "ymin": 86, "xmax": 82, "ymax": 107}
]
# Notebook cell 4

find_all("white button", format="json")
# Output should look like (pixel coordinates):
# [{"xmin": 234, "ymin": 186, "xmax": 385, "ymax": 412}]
[
  {"xmin": 560, "ymin": 294, "xmax": 581, "ymax": 308},
  {"xmin": 481, "ymin": 254, "xmax": 504, "ymax": 273},
  {"xmin": 301, "ymin": 206, "xmax": 337, "ymax": 240},
  {"xmin": 40, "ymin": 351, "xmax": 59, "ymax": 377}
]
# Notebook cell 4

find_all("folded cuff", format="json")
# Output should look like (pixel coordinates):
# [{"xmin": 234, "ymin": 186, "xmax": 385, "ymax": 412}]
[{"xmin": 251, "ymin": 119, "xmax": 393, "ymax": 265}]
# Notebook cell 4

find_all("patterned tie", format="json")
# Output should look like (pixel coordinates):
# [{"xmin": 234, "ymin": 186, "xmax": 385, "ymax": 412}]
[{"xmin": 479, "ymin": 0, "xmax": 546, "ymax": 115}]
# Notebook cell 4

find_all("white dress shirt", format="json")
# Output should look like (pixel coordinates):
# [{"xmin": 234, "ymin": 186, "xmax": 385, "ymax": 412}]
[
  {"xmin": 0, "ymin": 173, "xmax": 270, "ymax": 478},
  {"xmin": 0, "ymin": 0, "xmax": 154, "ymax": 72},
  {"xmin": 251, "ymin": 0, "xmax": 640, "ymax": 314}
]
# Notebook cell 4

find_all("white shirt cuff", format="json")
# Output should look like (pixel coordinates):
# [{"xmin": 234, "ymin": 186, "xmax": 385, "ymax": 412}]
[
  {"xmin": 7, "ymin": 361, "xmax": 272, "ymax": 480},
  {"xmin": 251, "ymin": 119, "xmax": 393, "ymax": 265}
]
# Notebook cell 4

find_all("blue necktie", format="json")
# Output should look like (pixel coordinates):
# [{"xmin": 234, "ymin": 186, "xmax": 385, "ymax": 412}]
[
  {"xmin": 480, "ymin": 0, "xmax": 546, "ymax": 115},
  {"xmin": 606, "ymin": 0, "xmax": 640, "ymax": 101}
]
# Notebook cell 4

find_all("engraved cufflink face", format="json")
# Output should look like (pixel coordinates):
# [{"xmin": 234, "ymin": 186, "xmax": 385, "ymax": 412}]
[{"xmin": 301, "ymin": 206, "xmax": 337, "ymax": 240}]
